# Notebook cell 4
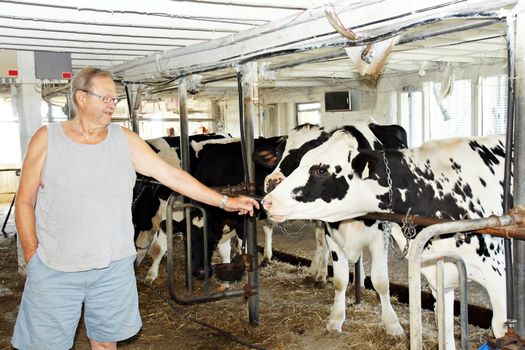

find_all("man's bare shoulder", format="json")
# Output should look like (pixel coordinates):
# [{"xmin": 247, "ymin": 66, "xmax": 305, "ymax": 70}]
[
  {"xmin": 120, "ymin": 125, "xmax": 151, "ymax": 153},
  {"xmin": 120, "ymin": 125, "xmax": 141, "ymax": 140},
  {"xmin": 29, "ymin": 125, "xmax": 49, "ymax": 150}
]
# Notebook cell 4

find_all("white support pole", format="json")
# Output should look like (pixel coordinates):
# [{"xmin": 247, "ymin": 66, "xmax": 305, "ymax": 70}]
[{"xmin": 15, "ymin": 51, "xmax": 41, "ymax": 158}]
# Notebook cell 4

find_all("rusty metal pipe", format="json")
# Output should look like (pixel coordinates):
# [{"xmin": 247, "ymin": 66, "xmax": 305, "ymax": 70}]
[{"xmin": 357, "ymin": 212, "xmax": 525, "ymax": 240}]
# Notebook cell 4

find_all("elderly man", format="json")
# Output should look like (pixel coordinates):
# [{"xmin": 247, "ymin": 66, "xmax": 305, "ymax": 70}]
[{"xmin": 12, "ymin": 67, "xmax": 258, "ymax": 350}]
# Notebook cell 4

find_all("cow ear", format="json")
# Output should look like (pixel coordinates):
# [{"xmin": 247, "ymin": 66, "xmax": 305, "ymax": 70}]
[
  {"xmin": 369, "ymin": 123, "xmax": 408, "ymax": 149},
  {"xmin": 253, "ymin": 146, "xmax": 279, "ymax": 168},
  {"xmin": 351, "ymin": 151, "xmax": 379, "ymax": 179}
]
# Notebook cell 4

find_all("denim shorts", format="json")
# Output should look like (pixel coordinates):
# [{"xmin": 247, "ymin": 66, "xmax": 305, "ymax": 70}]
[{"xmin": 12, "ymin": 254, "xmax": 142, "ymax": 350}]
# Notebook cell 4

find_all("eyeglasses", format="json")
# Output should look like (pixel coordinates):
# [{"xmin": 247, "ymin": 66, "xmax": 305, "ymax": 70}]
[{"xmin": 80, "ymin": 90, "xmax": 120, "ymax": 105}]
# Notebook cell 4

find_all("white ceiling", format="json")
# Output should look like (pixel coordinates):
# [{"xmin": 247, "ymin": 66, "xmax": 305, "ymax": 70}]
[
  {"xmin": 0, "ymin": 0, "xmax": 519, "ymax": 91},
  {"xmin": 0, "ymin": 0, "xmax": 325, "ymax": 70}
]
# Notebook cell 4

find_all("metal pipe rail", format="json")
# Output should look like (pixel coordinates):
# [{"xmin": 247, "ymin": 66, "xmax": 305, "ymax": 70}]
[
  {"xmin": 0, "ymin": 168, "xmax": 20, "ymax": 173},
  {"xmin": 165, "ymin": 195, "xmax": 246, "ymax": 305},
  {"xmin": 357, "ymin": 211, "xmax": 525, "ymax": 240},
  {"xmin": 408, "ymin": 214, "xmax": 519, "ymax": 350}
]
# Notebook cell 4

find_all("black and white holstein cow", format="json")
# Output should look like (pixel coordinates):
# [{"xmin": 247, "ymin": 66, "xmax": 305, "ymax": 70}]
[
  {"xmin": 133, "ymin": 134, "xmax": 235, "ymax": 282},
  {"xmin": 133, "ymin": 135, "xmax": 280, "ymax": 282},
  {"xmin": 182, "ymin": 136, "xmax": 281, "ymax": 279},
  {"xmin": 264, "ymin": 122, "xmax": 408, "ymax": 336},
  {"xmin": 263, "ymin": 131, "xmax": 508, "ymax": 348}
]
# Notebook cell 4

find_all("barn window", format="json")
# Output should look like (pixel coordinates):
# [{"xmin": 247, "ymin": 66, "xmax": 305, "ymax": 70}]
[
  {"xmin": 41, "ymin": 101, "xmax": 68, "ymax": 125},
  {"xmin": 399, "ymin": 88, "xmax": 423, "ymax": 147},
  {"xmin": 296, "ymin": 102, "xmax": 321, "ymax": 126},
  {"xmin": 428, "ymin": 79, "xmax": 472, "ymax": 140},
  {"xmin": 0, "ymin": 101, "xmax": 21, "ymax": 165},
  {"xmin": 480, "ymin": 75, "xmax": 507, "ymax": 136}
]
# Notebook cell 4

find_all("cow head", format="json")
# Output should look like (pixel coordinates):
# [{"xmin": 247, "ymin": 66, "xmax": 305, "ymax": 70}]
[
  {"xmin": 264, "ymin": 124, "xmax": 329, "ymax": 193},
  {"xmin": 263, "ymin": 128, "xmax": 390, "ymax": 222}
]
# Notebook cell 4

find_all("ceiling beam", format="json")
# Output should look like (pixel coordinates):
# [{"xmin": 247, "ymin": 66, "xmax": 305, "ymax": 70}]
[{"xmin": 112, "ymin": 0, "xmax": 516, "ymax": 83}]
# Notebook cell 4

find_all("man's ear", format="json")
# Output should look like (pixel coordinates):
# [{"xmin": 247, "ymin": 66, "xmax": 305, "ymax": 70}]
[
  {"xmin": 351, "ymin": 151, "xmax": 379, "ymax": 179},
  {"xmin": 75, "ymin": 90, "xmax": 85, "ymax": 107}
]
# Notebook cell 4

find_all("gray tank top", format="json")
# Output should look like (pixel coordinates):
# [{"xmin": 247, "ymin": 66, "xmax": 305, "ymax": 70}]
[{"xmin": 35, "ymin": 122, "xmax": 137, "ymax": 272}]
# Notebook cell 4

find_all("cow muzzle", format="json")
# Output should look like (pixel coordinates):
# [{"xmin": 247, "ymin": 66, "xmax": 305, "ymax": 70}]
[{"xmin": 261, "ymin": 195, "xmax": 288, "ymax": 222}]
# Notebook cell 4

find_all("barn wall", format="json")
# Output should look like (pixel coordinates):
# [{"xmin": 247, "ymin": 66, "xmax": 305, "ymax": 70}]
[
  {"xmin": 209, "ymin": 83, "xmax": 394, "ymax": 137},
  {"xmin": 258, "ymin": 83, "xmax": 391, "ymax": 134}
]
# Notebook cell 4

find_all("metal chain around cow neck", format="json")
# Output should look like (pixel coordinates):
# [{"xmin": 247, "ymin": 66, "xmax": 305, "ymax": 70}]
[{"xmin": 380, "ymin": 151, "xmax": 417, "ymax": 260}]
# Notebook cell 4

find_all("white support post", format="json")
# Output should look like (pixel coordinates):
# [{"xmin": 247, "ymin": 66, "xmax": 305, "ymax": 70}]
[{"xmin": 16, "ymin": 51, "xmax": 42, "ymax": 158}]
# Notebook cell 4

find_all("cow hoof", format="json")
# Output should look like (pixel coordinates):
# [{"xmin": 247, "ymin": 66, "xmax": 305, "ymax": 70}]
[
  {"xmin": 313, "ymin": 281, "xmax": 326, "ymax": 289},
  {"xmin": 259, "ymin": 258, "xmax": 271, "ymax": 268},
  {"xmin": 385, "ymin": 323, "xmax": 405, "ymax": 337},
  {"xmin": 145, "ymin": 275, "xmax": 157, "ymax": 284},
  {"xmin": 303, "ymin": 276, "xmax": 316, "ymax": 286},
  {"xmin": 325, "ymin": 321, "xmax": 343, "ymax": 335}
]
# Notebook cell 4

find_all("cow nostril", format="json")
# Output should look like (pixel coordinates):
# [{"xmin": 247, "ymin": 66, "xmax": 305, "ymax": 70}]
[{"xmin": 262, "ymin": 198, "xmax": 271, "ymax": 210}]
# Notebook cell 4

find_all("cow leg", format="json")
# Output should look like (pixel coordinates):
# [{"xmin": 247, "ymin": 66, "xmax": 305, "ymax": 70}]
[
  {"xmin": 135, "ymin": 230, "xmax": 155, "ymax": 267},
  {"xmin": 216, "ymin": 230, "xmax": 238, "ymax": 290},
  {"xmin": 325, "ymin": 234, "xmax": 349, "ymax": 333},
  {"xmin": 305, "ymin": 221, "xmax": 328, "ymax": 288},
  {"xmin": 486, "ymin": 283, "xmax": 507, "ymax": 338},
  {"xmin": 260, "ymin": 223, "xmax": 273, "ymax": 266},
  {"xmin": 468, "ymin": 263, "xmax": 507, "ymax": 338},
  {"xmin": 368, "ymin": 231, "xmax": 404, "ymax": 336},
  {"xmin": 218, "ymin": 230, "xmax": 237, "ymax": 264},
  {"xmin": 146, "ymin": 231, "xmax": 167, "ymax": 283}
]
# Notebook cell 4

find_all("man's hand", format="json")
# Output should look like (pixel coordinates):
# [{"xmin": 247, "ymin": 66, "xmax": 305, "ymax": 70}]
[{"xmin": 224, "ymin": 195, "xmax": 260, "ymax": 216}]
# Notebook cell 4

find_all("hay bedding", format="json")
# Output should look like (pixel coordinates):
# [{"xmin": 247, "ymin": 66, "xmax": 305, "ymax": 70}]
[{"xmin": 0, "ymin": 234, "xmax": 490, "ymax": 350}]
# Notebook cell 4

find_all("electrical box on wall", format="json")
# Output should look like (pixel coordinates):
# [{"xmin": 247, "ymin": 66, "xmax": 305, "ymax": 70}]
[
  {"xmin": 324, "ymin": 91, "xmax": 351, "ymax": 112},
  {"xmin": 0, "ymin": 49, "xmax": 19, "ymax": 78},
  {"xmin": 35, "ymin": 51, "xmax": 72, "ymax": 80}
]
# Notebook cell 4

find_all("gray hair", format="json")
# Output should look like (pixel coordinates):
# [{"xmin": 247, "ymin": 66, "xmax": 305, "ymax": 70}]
[{"xmin": 70, "ymin": 67, "xmax": 114, "ymax": 111}]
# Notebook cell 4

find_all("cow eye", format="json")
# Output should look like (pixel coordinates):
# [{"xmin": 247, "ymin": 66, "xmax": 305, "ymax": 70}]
[{"xmin": 311, "ymin": 164, "xmax": 329, "ymax": 176}]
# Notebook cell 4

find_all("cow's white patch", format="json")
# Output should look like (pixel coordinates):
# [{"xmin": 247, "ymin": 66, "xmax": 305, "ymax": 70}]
[
  {"xmin": 398, "ymin": 188, "xmax": 407, "ymax": 202},
  {"xmin": 147, "ymin": 138, "xmax": 181, "ymax": 167},
  {"xmin": 192, "ymin": 216, "xmax": 204, "ymax": 228},
  {"xmin": 191, "ymin": 137, "xmax": 239, "ymax": 158},
  {"xmin": 362, "ymin": 164, "xmax": 370, "ymax": 179}
]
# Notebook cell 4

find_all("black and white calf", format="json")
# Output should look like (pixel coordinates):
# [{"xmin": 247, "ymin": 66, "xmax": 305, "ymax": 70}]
[
  {"xmin": 264, "ymin": 131, "xmax": 508, "ymax": 347},
  {"xmin": 264, "ymin": 122, "xmax": 408, "ymax": 335}
]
